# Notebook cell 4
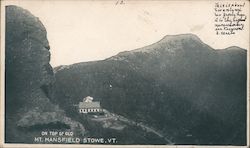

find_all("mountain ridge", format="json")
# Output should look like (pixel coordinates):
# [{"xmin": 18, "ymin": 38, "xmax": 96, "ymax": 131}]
[
  {"xmin": 52, "ymin": 33, "xmax": 246, "ymax": 145},
  {"xmin": 54, "ymin": 34, "xmax": 246, "ymax": 70}
]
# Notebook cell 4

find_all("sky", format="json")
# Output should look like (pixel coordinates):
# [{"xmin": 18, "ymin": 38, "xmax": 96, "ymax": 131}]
[{"xmin": 2, "ymin": 0, "xmax": 249, "ymax": 67}]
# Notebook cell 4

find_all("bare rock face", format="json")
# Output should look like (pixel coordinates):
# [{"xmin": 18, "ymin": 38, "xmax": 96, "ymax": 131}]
[{"xmin": 5, "ymin": 5, "xmax": 85, "ymax": 143}]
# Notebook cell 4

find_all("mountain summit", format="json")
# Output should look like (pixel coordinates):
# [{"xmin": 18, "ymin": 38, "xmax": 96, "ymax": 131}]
[
  {"xmin": 110, "ymin": 34, "xmax": 212, "ymax": 60},
  {"xmin": 53, "ymin": 34, "xmax": 246, "ymax": 145}
]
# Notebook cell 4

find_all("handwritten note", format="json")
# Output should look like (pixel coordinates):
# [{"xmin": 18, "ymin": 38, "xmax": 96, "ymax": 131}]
[
  {"xmin": 116, "ymin": 0, "xmax": 125, "ymax": 5},
  {"xmin": 214, "ymin": 2, "xmax": 247, "ymax": 35}
]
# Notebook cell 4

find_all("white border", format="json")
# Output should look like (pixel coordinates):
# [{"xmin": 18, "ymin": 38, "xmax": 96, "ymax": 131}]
[{"xmin": 0, "ymin": 0, "xmax": 249, "ymax": 148}]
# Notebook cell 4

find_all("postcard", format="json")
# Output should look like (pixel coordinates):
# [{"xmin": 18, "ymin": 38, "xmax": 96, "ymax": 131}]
[{"xmin": 0, "ymin": 0, "xmax": 249, "ymax": 147}]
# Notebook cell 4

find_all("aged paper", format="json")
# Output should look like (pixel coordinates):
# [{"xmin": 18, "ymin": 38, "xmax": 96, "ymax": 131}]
[{"xmin": 0, "ymin": 0, "xmax": 249, "ymax": 147}]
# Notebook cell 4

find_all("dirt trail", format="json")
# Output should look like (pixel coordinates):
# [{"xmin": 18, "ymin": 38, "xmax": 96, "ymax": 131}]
[{"xmin": 106, "ymin": 110, "xmax": 174, "ymax": 144}]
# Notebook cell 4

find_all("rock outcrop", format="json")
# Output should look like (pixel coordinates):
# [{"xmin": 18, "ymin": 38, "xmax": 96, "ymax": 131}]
[{"xmin": 5, "ymin": 5, "xmax": 85, "ymax": 143}]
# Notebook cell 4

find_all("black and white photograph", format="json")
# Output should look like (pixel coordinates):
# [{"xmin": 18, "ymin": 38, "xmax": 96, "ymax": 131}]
[{"xmin": 0, "ymin": 0, "xmax": 249, "ymax": 147}]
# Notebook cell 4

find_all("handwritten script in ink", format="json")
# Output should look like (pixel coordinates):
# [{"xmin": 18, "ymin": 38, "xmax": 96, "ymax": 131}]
[
  {"xmin": 214, "ymin": 2, "xmax": 247, "ymax": 35},
  {"xmin": 115, "ymin": 0, "xmax": 125, "ymax": 5}
]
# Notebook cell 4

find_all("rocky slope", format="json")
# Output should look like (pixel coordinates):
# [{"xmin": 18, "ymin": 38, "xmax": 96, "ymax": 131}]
[
  {"xmin": 53, "ymin": 34, "xmax": 247, "ymax": 145},
  {"xmin": 5, "ymin": 5, "xmax": 85, "ymax": 143}
]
